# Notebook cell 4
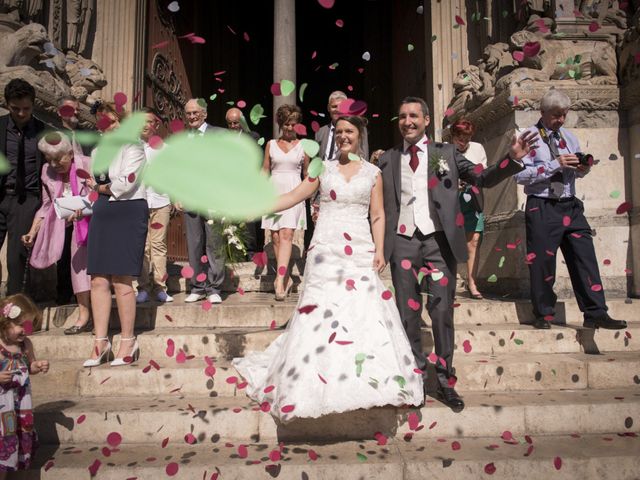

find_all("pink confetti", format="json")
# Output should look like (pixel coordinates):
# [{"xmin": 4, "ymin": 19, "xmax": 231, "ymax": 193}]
[
  {"xmin": 513, "ymin": 50, "xmax": 525, "ymax": 62},
  {"xmin": 330, "ymin": 190, "xmax": 337, "ymax": 200},
  {"xmin": 252, "ymin": 252, "xmax": 267, "ymax": 267},
  {"xmin": 298, "ymin": 304, "xmax": 318, "ymax": 314},
  {"xmin": 616, "ymin": 201, "xmax": 632, "ymax": 214},
  {"xmin": 318, "ymin": 0, "xmax": 335, "ymax": 8},
  {"xmin": 311, "ymin": 120, "xmax": 320, "ymax": 132},
  {"xmin": 151, "ymin": 40, "xmax": 170, "ymax": 50},
  {"xmin": 166, "ymin": 462, "xmax": 179, "ymax": 476},
  {"xmin": 181, "ymin": 265, "xmax": 194, "ymax": 279},
  {"xmin": 113, "ymin": 92, "xmax": 127, "ymax": 107},
  {"xmin": 243, "ymin": 32, "xmax": 250, "ymax": 42},
  {"xmin": 335, "ymin": 19, "xmax": 344, "ymax": 28},
  {"xmin": 169, "ymin": 119, "xmax": 184, "ymax": 133},
  {"xmin": 294, "ymin": 123, "xmax": 307, "ymax": 136},
  {"xmin": 166, "ymin": 339, "xmax": 175, "ymax": 357},
  {"xmin": 184, "ymin": 433, "xmax": 197, "ymax": 444},
  {"xmin": 88, "ymin": 459, "xmax": 101, "ymax": 476},
  {"xmin": 318, "ymin": 373, "xmax": 327, "ymax": 384},
  {"xmin": 455, "ymin": 14, "xmax": 465, "ymax": 25},
  {"xmin": 554, "ymin": 456, "xmax": 562, "ymax": 470},
  {"xmin": 463, "ymin": 340, "xmax": 472, "ymax": 353},
  {"xmin": 201, "ymin": 300, "xmax": 212, "ymax": 311},
  {"xmin": 407, "ymin": 412, "xmax": 420, "ymax": 430},
  {"xmin": 270, "ymin": 83, "xmax": 282, "ymax": 96},
  {"xmin": 407, "ymin": 298, "xmax": 421, "ymax": 311},
  {"xmin": 484, "ymin": 462, "xmax": 496, "ymax": 474},
  {"xmin": 455, "ymin": 212, "xmax": 464, "ymax": 227},
  {"xmin": 77, "ymin": 414, "xmax": 86, "ymax": 424},
  {"xmin": 196, "ymin": 272, "xmax": 207, "ymax": 282},
  {"xmin": 237, "ymin": 444, "xmax": 248, "ymax": 458},
  {"xmin": 588, "ymin": 21, "xmax": 600, "ymax": 32},
  {"xmin": 427, "ymin": 176, "xmax": 439, "ymax": 189},
  {"xmin": 562, "ymin": 215, "xmax": 571, "ymax": 227},
  {"xmin": 281, "ymin": 404, "xmax": 295, "ymax": 413},
  {"xmin": 381, "ymin": 290, "xmax": 393, "ymax": 300},
  {"xmin": 308, "ymin": 449, "xmax": 318, "ymax": 461},
  {"xmin": 590, "ymin": 284, "xmax": 602, "ymax": 292},
  {"xmin": 401, "ymin": 259, "xmax": 412, "ymax": 270},
  {"xmin": 444, "ymin": 107, "xmax": 455, "ymax": 117},
  {"xmin": 523, "ymin": 41, "xmax": 541, "ymax": 57},
  {"xmin": 451, "ymin": 441, "xmax": 461, "ymax": 450},
  {"xmin": 106, "ymin": 432, "xmax": 122, "ymax": 447},
  {"xmin": 176, "ymin": 349, "xmax": 186, "ymax": 363}
]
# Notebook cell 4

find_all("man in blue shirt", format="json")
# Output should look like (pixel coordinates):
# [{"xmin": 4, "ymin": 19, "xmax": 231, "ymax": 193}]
[{"xmin": 515, "ymin": 88, "xmax": 626, "ymax": 330}]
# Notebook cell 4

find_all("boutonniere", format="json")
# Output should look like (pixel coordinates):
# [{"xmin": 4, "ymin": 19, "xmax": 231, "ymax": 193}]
[{"xmin": 429, "ymin": 153, "xmax": 450, "ymax": 177}]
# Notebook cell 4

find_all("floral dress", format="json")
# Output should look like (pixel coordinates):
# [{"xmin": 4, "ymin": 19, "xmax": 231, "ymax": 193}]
[{"xmin": 0, "ymin": 344, "xmax": 36, "ymax": 471}]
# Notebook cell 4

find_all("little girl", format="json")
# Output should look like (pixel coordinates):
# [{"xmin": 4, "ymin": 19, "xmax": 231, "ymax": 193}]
[{"xmin": 0, "ymin": 294, "xmax": 49, "ymax": 478}]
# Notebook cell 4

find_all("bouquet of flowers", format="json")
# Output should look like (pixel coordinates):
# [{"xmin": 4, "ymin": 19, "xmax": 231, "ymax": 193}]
[{"xmin": 209, "ymin": 217, "xmax": 248, "ymax": 264}]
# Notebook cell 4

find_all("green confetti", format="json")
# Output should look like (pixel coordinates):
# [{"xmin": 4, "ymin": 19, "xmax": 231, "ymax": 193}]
[
  {"xmin": 249, "ymin": 104, "xmax": 265, "ymax": 125},
  {"xmin": 73, "ymin": 130, "xmax": 100, "ymax": 147},
  {"xmin": 299, "ymin": 82, "xmax": 308, "ymax": 103},
  {"xmin": 92, "ymin": 112, "xmax": 147, "ymax": 175},
  {"xmin": 551, "ymin": 369, "xmax": 557, "ymax": 376},
  {"xmin": 407, "ymin": 43, "xmax": 415, "ymax": 51},
  {"xmin": 431, "ymin": 35, "xmax": 437, "ymax": 42},
  {"xmin": 0, "ymin": 152, "xmax": 9, "ymax": 174},
  {"xmin": 142, "ymin": 130, "xmax": 277, "ymax": 220},
  {"xmin": 239, "ymin": 115, "xmax": 250, "ymax": 133},
  {"xmin": 196, "ymin": 98, "xmax": 208, "ymax": 109},
  {"xmin": 498, "ymin": 256, "xmax": 505, "ymax": 268},
  {"xmin": 357, "ymin": 453, "xmax": 367, "ymax": 462},
  {"xmin": 257, "ymin": 137, "xmax": 265, "ymax": 146},
  {"xmin": 502, "ymin": 10, "xmax": 509, "ymax": 17},
  {"xmin": 308, "ymin": 157, "xmax": 324, "ymax": 178},
  {"xmin": 329, "ymin": 62, "xmax": 339, "ymax": 69},
  {"xmin": 610, "ymin": 190, "xmax": 621, "ymax": 199},
  {"xmin": 348, "ymin": 152, "xmax": 360, "ymax": 162},
  {"xmin": 487, "ymin": 274, "xmax": 498, "ymax": 283},
  {"xmin": 355, "ymin": 353, "xmax": 366, "ymax": 377},
  {"xmin": 393, "ymin": 375, "xmax": 406, "ymax": 388},
  {"xmin": 417, "ymin": 271, "xmax": 425, "ymax": 285},
  {"xmin": 301, "ymin": 139, "xmax": 320, "ymax": 158},
  {"xmin": 226, "ymin": 101, "xmax": 235, "ymax": 106},
  {"xmin": 431, "ymin": 271, "xmax": 444, "ymax": 282},
  {"xmin": 514, "ymin": 338, "xmax": 524, "ymax": 345},
  {"xmin": 280, "ymin": 79, "xmax": 295, "ymax": 96},
  {"xmin": 209, "ymin": 94, "xmax": 217, "ymax": 101}
]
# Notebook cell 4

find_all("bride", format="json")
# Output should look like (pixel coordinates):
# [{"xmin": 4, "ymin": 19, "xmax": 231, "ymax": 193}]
[{"xmin": 233, "ymin": 115, "xmax": 424, "ymax": 421}]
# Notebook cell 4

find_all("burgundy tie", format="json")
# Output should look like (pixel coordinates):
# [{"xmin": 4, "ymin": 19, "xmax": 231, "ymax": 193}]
[{"xmin": 408, "ymin": 144, "xmax": 420, "ymax": 172}]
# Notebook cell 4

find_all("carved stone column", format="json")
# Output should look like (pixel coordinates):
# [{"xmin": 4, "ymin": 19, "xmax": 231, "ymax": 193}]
[
  {"xmin": 622, "ymin": 79, "xmax": 640, "ymax": 297},
  {"xmin": 427, "ymin": 0, "xmax": 469, "ymax": 140},
  {"xmin": 272, "ymin": 0, "xmax": 296, "ymax": 138},
  {"xmin": 91, "ymin": 0, "xmax": 146, "ymax": 104}
]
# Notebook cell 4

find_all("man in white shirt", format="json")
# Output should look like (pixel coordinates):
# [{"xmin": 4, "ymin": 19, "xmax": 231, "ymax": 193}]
[{"xmin": 136, "ymin": 108, "xmax": 173, "ymax": 303}]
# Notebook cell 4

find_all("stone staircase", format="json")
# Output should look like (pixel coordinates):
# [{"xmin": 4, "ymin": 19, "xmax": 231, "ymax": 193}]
[{"xmin": 17, "ymin": 266, "xmax": 640, "ymax": 479}]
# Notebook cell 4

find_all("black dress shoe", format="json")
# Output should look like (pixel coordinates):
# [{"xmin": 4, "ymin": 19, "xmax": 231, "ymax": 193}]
[
  {"xmin": 583, "ymin": 314, "xmax": 627, "ymax": 330},
  {"xmin": 532, "ymin": 317, "xmax": 551, "ymax": 329},
  {"xmin": 438, "ymin": 387, "xmax": 465, "ymax": 413}
]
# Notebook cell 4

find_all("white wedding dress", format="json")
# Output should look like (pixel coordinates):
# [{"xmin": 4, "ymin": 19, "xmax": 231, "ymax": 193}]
[{"xmin": 233, "ymin": 160, "xmax": 424, "ymax": 422}]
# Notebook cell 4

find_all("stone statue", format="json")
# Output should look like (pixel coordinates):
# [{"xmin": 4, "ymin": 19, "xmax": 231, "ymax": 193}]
[
  {"xmin": 445, "ymin": 12, "xmax": 619, "ymax": 124},
  {"xmin": 0, "ymin": 16, "xmax": 105, "ymax": 123},
  {"xmin": 47, "ymin": 0, "xmax": 95, "ymax": 56},
  {"xmin": 0, "ymin": 0, "xmax": 44, "ymax": 24},
  {"xmin": 618, "ymin": 6, "xmax": 640, "ymax": 84}
]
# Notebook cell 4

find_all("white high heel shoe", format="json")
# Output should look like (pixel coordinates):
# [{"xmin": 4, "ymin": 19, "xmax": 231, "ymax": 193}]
[
  {"xmin": 83, "ymin": 337, "xmax": 112, "ymax": 368},
  {"xmin": 110, "ymin": 337, "xmax": 140, "ymax": 366}
]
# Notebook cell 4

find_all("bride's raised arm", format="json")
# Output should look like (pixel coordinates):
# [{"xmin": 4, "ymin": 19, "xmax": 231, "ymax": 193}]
[{"xmin": 271, "ymin": 175, "xmax": 320, "ymax": 213}]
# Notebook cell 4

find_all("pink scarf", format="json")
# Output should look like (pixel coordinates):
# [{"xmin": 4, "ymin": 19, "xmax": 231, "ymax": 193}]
[{"xmin": 69, "ymin": 161, "xmax": 90, "ymax": 246}]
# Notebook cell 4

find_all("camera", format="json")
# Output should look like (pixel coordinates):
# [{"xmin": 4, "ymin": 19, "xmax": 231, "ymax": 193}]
[{"xmin": 575, "ymin": 152, "xmax": 594, "ymax": 167}]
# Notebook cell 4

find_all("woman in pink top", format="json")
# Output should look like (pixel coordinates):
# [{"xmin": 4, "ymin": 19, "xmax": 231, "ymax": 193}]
[
  {"xmin": 262, "ymin": 104, "xmax": 309, "ymax": 300},
  {"xmin": 21, "ymin": 131, "xmax": 92, "ymax": 334}
]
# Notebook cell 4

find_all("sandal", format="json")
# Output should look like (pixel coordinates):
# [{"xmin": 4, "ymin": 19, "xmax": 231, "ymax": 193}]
[
  {"xmin": 64, "ymin": 321, "xmax": 94, "ymax": 335},
  {"xmin": 466, "ymin": 285, "xmax": 483, "ymax": 300}
]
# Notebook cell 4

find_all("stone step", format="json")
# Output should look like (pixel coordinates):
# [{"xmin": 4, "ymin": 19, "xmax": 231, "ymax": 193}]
[
  {"xmin": 30, "ymin": 320, "xmax": 640, "ymax": 364},
  {"xmin": 42, "ymin": 293, "xmax": 639, "ymax": 330},
  {"xmin": 32, "ymin": 389, "xmax": 639, "ymax": 444},
  {"xmin": 17, "ymin": 433, "xmax": 640, "ymax": 479},
  {"xmin": 30, "ymin": 351, "xmax": 640, "ymax": 399}
]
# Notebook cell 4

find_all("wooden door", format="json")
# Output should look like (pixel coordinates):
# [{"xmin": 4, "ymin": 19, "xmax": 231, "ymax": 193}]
[{"xmin": 144, "ymin": 0, "xmax": 193, "ymax": 261}]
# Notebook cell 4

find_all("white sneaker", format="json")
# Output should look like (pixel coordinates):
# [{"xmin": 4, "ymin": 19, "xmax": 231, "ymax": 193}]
[
  {"xmin": 156, "ymin": 291, "xmax": 174, "ymax": 303},
  {"xmin": 184, "ymin": 293, "xmax": 206, "ymax": 303},
  {"xmin": 208, "ymin": 293, "xmax": 222, "ymax": 304}
]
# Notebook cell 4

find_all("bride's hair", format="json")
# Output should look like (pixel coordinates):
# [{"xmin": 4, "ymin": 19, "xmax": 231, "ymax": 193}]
[{"xmin": 336, "ymin": 115, "xmax": 367, "ymax": 157}]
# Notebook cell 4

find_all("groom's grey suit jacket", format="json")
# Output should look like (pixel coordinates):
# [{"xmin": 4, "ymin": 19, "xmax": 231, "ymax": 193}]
[{"xmin": 379, "ymin": 142, "xmax": 525, "ymax": 263}]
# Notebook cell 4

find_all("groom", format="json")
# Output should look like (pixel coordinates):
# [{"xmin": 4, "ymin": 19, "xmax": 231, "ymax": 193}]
[{"xmin": 379, "ymin": 97, "xmax": 536, "ymax": 411}]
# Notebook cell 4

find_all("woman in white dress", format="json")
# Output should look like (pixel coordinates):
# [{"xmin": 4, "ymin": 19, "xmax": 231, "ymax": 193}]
[
  {"xmin": 261, "ymin": 104, "xmax": 309, "ymax": 300},
  {"xmin": 234, "ymin": 116, "xmax": 424, "ymax": 422}
]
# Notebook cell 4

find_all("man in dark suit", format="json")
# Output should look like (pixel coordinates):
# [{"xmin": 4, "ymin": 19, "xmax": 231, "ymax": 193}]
[
  {"xmin": 181, "ymin": 98, "xmax": 225, "ymax": 304},
  {"xmin": 379, "ymin": 96, "xmax": 536, "ymax": 411},
  {"xmin": 225, "ymin": 107, "xmax": 263, "ymax": 258},
  {"xmin": 0, "ymin": 78, "xmax": 44, "ymax": 295}
]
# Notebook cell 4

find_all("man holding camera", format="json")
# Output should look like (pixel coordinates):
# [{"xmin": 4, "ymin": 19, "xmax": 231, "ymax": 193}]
[{"xmin": 515, "ymin": 88, "xmax": 626, "ymax": 330}]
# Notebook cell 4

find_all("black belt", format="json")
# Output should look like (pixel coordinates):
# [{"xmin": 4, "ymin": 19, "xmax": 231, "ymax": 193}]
[{"xmin": 532, "ymin": 195, "xmax": 575, "ymax": 203}]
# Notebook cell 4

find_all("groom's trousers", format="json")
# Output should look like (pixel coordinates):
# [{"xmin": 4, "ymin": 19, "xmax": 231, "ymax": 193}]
[{"xmin": 390, "ymin": 231, "xmax": 457, "ymax": 389}]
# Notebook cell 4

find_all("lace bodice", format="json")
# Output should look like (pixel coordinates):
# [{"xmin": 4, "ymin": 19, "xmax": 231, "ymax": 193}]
[{"xmin": 315, "ymin": 160, "xmax": 379, "ymax": 221}]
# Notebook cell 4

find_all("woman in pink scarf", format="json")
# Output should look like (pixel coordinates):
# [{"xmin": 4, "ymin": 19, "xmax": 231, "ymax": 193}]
[{"xmin": 21, "ymin": 131, "xmax": 92, "ymax": 335}]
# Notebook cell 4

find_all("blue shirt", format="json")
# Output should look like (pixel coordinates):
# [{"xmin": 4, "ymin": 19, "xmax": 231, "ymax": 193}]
[{"xmin": 514, "ymin": 123, "xmax": 588, "ymax": 198}]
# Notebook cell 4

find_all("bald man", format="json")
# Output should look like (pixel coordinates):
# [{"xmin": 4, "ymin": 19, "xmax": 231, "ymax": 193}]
[
  {"xmin": 225, "ymin": 107, "xmax": 263, "ymax": 257},
  {"xmin": 225, "ymin": 107, "xmax": 260, "ymax": 141}
]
